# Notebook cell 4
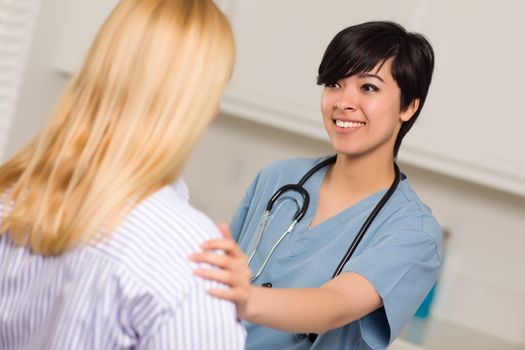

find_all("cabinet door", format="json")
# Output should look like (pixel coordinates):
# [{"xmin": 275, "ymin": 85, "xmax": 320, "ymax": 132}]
[{"xmin": 397, "ymin": 0, "xmax": 525, "ymax": 196}]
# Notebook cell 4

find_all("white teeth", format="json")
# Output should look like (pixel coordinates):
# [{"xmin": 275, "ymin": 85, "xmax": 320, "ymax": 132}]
[{"xmin": 335, "ymin": 120, "xmax": 365, "ymax": 128}]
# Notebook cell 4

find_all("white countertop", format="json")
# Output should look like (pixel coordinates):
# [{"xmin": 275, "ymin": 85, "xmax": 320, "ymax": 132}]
[
  {"xmin": 397, "ymin": 317, "xmax": 525, "ymax": 350},
  {"xmin": 390, "ymin": 338, "xmax": 426, "ymax": 350}
]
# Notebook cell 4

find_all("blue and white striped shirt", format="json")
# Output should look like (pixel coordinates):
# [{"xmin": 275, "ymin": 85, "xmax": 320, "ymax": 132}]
[{"xmin": 0, "ymin": 180, "xmax": 246, "ymax": 349}]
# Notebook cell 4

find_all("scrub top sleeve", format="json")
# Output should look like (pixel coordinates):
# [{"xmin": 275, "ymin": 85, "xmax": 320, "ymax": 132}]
[
  {"xmin": 230, "ymin": 172, "xmax": 261, "ymax": 242},
  {"xmin": 343, "ymin": 216, "xmax": 441, "ymax": 349}
]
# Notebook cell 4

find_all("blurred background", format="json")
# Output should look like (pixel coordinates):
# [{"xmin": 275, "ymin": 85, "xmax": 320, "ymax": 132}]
[{"xmin": 1, "ymin": 0, "xmax": 524, "ymax": 349}]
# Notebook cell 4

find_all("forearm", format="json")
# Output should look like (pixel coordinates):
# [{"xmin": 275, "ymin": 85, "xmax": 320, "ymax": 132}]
[
  {"xmin": 243, "ymin": 285, "xmax": 356, "ymax": 334},
  {"xmin": 190, "ymin": 232, "xmax": 382, "ymax": 335},
  {"xmin": 242, "ymin": 273, "xmax": 382, "ymax": 334}
]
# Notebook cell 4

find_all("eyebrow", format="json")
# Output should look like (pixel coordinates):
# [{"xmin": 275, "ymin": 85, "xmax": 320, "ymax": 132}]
[{"xmin": 357, "ymin": 73, "xmax": 385, "ymax": 83}]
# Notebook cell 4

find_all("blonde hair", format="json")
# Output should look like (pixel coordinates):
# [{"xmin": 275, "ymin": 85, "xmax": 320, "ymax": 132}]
[{"xmin": 0, "ymin": 0, "xmax": 235, "ymax": 255}]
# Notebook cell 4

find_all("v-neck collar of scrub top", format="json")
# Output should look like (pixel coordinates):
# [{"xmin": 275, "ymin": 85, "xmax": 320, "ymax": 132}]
[{"xmin": 298, "ymin": 159, "xmax": 407, "ymax": 239}]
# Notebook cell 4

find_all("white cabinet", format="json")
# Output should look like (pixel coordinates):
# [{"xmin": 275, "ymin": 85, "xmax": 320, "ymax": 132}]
[
  {"xmin": 54, "ymin": 0, "xmax": 525, "ymax": 196},
  {"xmin": 396, "ymin": 0, "xmax": 525, "ymax": 197}
]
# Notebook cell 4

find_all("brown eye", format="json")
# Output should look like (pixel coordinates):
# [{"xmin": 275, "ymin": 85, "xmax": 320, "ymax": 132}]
[
  {"xmin": 361, "ymin": 84, "xmax": 379, "ymax": 92},
  {"xmin": 324, "ymin": 82, "xmax": 341, "ymax": 88}
]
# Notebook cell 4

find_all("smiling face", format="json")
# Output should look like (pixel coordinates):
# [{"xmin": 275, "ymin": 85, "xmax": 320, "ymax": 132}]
[{"xmin": 321, "ymin": 59, "xmax": 417, "ymax": 161}]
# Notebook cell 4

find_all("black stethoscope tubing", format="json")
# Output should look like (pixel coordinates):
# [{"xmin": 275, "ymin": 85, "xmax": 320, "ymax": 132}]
[
  {"xmin": 264, "ymin": 155, "xmax": 401, "ymax": 278},
  {"xmin": 260, "ymin": 155, "xmax": 401, "ymax": 343},
  {"xmin": 264, "ymin": 155, "xmax": 338, "ymax": 222},
  {"xmin": 331, "ymin": 159, "xmax": 400, "ymax": 278}
]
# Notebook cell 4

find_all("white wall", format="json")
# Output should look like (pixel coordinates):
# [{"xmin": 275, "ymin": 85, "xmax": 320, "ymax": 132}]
[
  {"xmin": 4, "ymin": 0, "xmax": 70, "ymax": 159},
  {"xmin": 7, "ymin": 1, "xmax": 525, "ymax": 347}
]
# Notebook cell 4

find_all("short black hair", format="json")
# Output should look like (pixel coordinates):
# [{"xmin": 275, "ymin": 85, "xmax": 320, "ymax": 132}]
[{"xmin": 317, "ymin": 21, "xmax": 435, "ymax": 158}]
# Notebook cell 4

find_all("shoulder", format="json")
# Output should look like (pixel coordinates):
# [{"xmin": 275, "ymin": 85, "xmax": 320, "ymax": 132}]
[
  {"xmin": 82, "ymin": 180, "xmax": 233, "ymax": 338},
  {"xmin": 92, "ymin": 180, "xmax": 220, "ymax": 301},
  {"xmin": 384, "ymin": 176, "xmax": 442, "ymax": 250},
  {"xmin": 120, "ymin": 179, "xmax": 219, "ymax": 251}
]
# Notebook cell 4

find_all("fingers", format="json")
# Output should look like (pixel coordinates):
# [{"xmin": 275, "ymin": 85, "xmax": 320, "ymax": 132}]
[
  {"xmin": 207, "ymin": 288, "xmax": 244, "ymax": 303},
  {"xmin": 193, "ymin": 267, "xmax": 236, "ymax": 286},
  {"xmin": 189, "ymin": 227, "xmax": 252, "ymax": 312},
  {"xmin": 201, "ymin": 238, "xmax": 237, "ymax": 252},
  {"xmin": 191, "ymin": 250, "xmax": 252, "ymax": 309},
  {"xmin": 189, "ymin": 251, "xmax": 230, "ymax": 268},
  {"xmin": 193, "ymin": 264, "xmax": 250, "ymax": 285},
  {"xmin": 218, "ymin": 223, "xmax": 233, "ymax": 239},
  {"xmin": 200, "ymin": 237, "xmax": 245, "ymax": 259}
]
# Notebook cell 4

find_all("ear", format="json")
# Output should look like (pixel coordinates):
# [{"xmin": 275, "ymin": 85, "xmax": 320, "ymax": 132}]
[{"xmin": 400, "ymin": 98, "xmax": 420, "ymax": 122}]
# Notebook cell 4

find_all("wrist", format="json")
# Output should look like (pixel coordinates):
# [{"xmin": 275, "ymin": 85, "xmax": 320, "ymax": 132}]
[{"xmin": 238, "ymin": 285, "xmax": 258, "ymax": 321}]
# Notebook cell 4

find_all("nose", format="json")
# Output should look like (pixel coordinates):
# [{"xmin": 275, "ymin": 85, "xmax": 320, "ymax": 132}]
[{"xmin": 334, "ymin": 85, "xmax": 358, "ymax": 111}]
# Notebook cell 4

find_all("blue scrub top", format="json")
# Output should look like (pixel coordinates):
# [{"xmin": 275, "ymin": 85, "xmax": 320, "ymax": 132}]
[{"xmin": 230, "ymin": 157, "xmax": 442, "ymax": 350}]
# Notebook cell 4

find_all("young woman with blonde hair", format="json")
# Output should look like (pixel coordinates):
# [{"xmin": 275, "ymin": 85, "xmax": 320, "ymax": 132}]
[{"xmin": 0, "ymin": 0, "xmax": 244, "ymax": 348}]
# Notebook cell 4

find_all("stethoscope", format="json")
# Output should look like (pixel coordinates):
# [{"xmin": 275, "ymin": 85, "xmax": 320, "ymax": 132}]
[
  {"xmin": 244, "ymin": 155, "xmax": 401, "ymax": 342},
  {"xmin": 247, "ymin": 154, "xmax": 401, "ymax": 282}
]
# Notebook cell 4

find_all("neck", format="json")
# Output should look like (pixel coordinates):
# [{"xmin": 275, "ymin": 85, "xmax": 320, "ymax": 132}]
[{"xmin": 327, "ymin": 152, "xmax": 396, "ymax": 196}]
